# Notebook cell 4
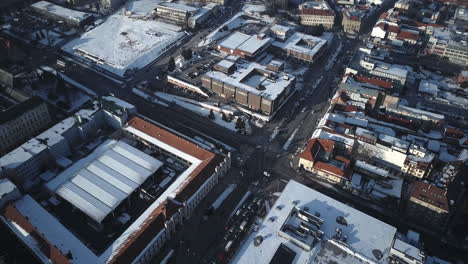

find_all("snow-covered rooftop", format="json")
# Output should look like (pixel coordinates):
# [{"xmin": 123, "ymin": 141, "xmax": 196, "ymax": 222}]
[
  {"xmin": 62, "ymin": 12, "xmax": 186, "ymax": 77},
  {"xmin": 0, "ymin": 138, "xmax": 46, "ymax": 170},
  {"xmin": 205, "ymin": 60, "xmax": 295, "ymax": 100},
  {"xmin": 232, "ymin": 180, "xmax": 397, "ymax": 264},
  {"xmin": 270, "ymin": 24, "xmax": 291, "ymax": 33},
  {"xmin": 272, "ymin": 32, "xmax": 328, "ymax": 58},
  {"xmin": 418, "ymin": 80, "xmax": 439, "ymax": 97},
  {"xmin": 156, "ymin": 2, "xmax": 198, "ymax": 13},
  {"xmin": 355, "ymin": 160, "xmax": 389, "ymax": 178},
  {"xmin": 218, "ymin": 31, "xmax": 273, "ymax": 55},
  {"xmin": 312, "ymin": 128, "xmax": 355, "ymax": 147},
  {"xmin": 392, "ymin": 238, "xmax": 424, "ymax": 263},
  {"xmin": 371, "ymin": 63, "xmax": 409, "ymax": 79},
  {"xmin": 31, "ymin": 1, "xmax": 92, "ymax": 23},
  {"xmin": 0, "ymin": 178, "xmax": 17, "ymax": 197},
  {"xmin": 47, "ymin": 140, "xmax": 163, "ymax": 223},
  {"xmin": 8, "ymin": 195, "xmax": 98, "ymax": 263},
  {"xmin": 216, "ymin": 59, "xmax": 235, "ymax": 69}
]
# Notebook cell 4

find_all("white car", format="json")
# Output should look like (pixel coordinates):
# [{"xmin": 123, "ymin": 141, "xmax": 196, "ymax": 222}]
[{"xmin": 263, "ymin": 171, "xmax": 271, "ymax": 177}]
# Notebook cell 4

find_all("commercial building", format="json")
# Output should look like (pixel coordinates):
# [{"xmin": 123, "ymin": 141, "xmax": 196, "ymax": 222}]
[
  {"xmin": 30, "ymin": 1, "xmax": 93, "ymax": 27},
  {"xmin": 270, "ymin": 32, "xmax": 329, "ymax": 64},
  {"xmin": 155, "ymin": 2, "xmax": 199, "ymax": 26},
  {"xmin": 201, "ymin": 58, "xmax": 296, "ymax": 115},
  {"xmin": 269, "ymin": 24, "xmax": 293, "ymax": 41},
  {"xmin": 0, "ymin": 97, "xmax": 51, "ymax": 155},
  {"xmin": 62, "ymin": 11, "xmax": 187, "ymax": 78},
  {"xmin": 216, "ymin": 32, "xmax": 273, "ymax": 59},
  {"xmin": 425, "ymin": 28, "xmax": 468, "ymax": 66},
  {"xmin": 299, "ymin": 0, "xmax": 336, "ymax": 29},
  {"xmin": 406, "ymin": 182, "xmax": 449, "ymax": 230},
  {"xmin": 232, "ymin": 180, "xmax": 400, "ymax": 264},
  {"xmin": 360, "ymin": 58, "xmax": 409, "ymax": 86},
  {"xmin": 0, "ymin": 97, "xmax": 135, "ymax": 187},
  {"xmin": 0, "ymin": 114, "xmax": 231, "ymax": 264}
]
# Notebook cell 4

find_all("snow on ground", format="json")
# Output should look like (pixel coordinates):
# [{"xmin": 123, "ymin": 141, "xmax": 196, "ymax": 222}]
[
  {"xmin": 154, "ymin": 92, "xmax": 239, "ymax": 131},
  {"xmin": 325, "ymin": 43, "xmax": 342, "ymax": 71},
  {"xmin": 63, "ymin": 10, "xmax": 187, "ymax": 77},
  {"xmin": 198, "ymin": 11, "xmax": 271, "ymax": 47},
  {"xmin": 269, "ymin": 126, "xmax": 280, "ymax": 141},
  {"xmin": 283, "ymin": 127, "xmax": 299, "ymax": 151},
  {"xmin": 124, "ymin": 0, "xmax": 164, "ymax": 16},
  {"xmin": 132, "ymin": 88, "xmax": 169, "ymax": 107},
  {"xmin": 199, "ymin": 13, "xmax": 244, "ymax": 47}
]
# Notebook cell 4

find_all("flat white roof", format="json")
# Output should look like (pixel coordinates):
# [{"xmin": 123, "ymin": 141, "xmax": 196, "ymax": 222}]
[
  {"xmin": 232, "ymin": 180, "xmax": 397, "ymax": 264},
  {"xmin": 312, "ymin": 128, "xmax": 355, "ymax": 147},
  {"xmin": 219, "ymin": 31, "xmax": 251, "ymax": 50},
  {"xmin": 0, "ymin": 138, "xmax": 46, "ymax": 170},
  {"xmin": 47, "ymin": 140, "xmax": 163, "ymax": 223},
  {"xmin": 31, "ymin": 1, "xmax": 92, "ymax": 23},
  {"xmin": 205, "ymin": 60, "xmax": 295, "ymax": 100},
  {"xmin": 270, "ymin": 24, "xmax": 291, "ymax": 33},
  {"xmin": 62, "ymin": 12, "xmax": 186, "ymax": 77},
  {"xmin": 0, "ymin": 178, "xmax": 17, "ymax": 196},
  {"xmin": 216, "ymin": 59, "xmax": 235, "ymax": 69},
  {"xmin": 272, "ymin": 32, "xmax": 328, "ymax": 58}
]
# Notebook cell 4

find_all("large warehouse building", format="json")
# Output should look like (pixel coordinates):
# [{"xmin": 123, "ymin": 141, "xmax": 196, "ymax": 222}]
[
  {"xmin": 232, "ymin": 180, "xmax": 423, "ymax": 264},
  {"xmin": 0, "ymin": 114, "xmax": 231, "ymax": 264}
]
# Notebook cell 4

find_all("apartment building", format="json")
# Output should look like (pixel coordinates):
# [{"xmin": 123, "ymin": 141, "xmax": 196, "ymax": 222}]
[
  {"xmin": 401, "ymin": 152, "xmax": 435, "ymax": 179},
  {"xmin": 342, "ymin": 11, "xmax": 362, "ymax": 34},
  {"xmin": 299, "ymin": 138, "xmax": 352, "ymax": 184},
  {"xmin": 299, "ymin": 0, "xmax": 336, "ymax": 29},
  {"xmin": 406, "ymin": 182, "xmax": 449, "ymax": 230},
  {"xmin": 0, "ymin": 97, "xmax": 50, "ymax": 155}
]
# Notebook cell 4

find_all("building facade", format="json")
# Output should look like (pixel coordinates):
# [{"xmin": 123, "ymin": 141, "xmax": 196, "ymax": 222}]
[
  {"xmin": 299, "ymin": 1, "xmax": 336, "ymax": 29},
  {"xmin": 155, "ymin": 2, "xmax": 198, "ymax": 26},
  {"xmin": 401, "ymin": 154, "xmax": 434, "ymax": 179},
  {"xmin": 0, "ymin": 97, "xmax": 51, "ymax": 155},
  {"xmin": 201, "ymin": 60, "xmax": 296, "ymax": 115},
  {"xmin": 406, "ymin": 182, "xmax": 449, "ymax": 230},
  {"xmin": 426, "ymin": 36, "xmax": 468, "ymax": 66},
  {"xmin": 342, "ymin": 12, "xmax": 362, "ymax": 34}
]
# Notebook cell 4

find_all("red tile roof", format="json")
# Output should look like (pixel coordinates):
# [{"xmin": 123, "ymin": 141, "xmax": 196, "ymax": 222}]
[
  {"xmin": 300, "ymin": 8, "xmax": 335, "ymax": 16},
  {"xmin": 313, "ymin": 161, "xmax": 351, "ymax": 179},
  {"xmin": 109, "ymin": 117, "xmax": 223, "ymax": 264},
  {"xmin": 410, "ymin": 182, "xmax": 449, "ymax": 212},
  {"xmin": 415, "ymin": 22, "xmax": 445, "ymax": 28},
  {"xmin": 335, "ymin": 155, "xmax": 351, "ymax": 168},
  {"xmin": 397, "ymin": 31, "xmax": 419, "ymax": 41},
  {"xmin": 445, "ymin": 128, "xmax": 464, "ymax": 139},
  {"xmin": 300, "ymin": 138, "xmax": 335, "ymax": 163},
  {"xmin": 355, "ymin": 75, "xmax": 393, "ymax": 89},
  {"xmin": 4, "ymin": 205, "xmax": 72, "ymax": 264}
]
